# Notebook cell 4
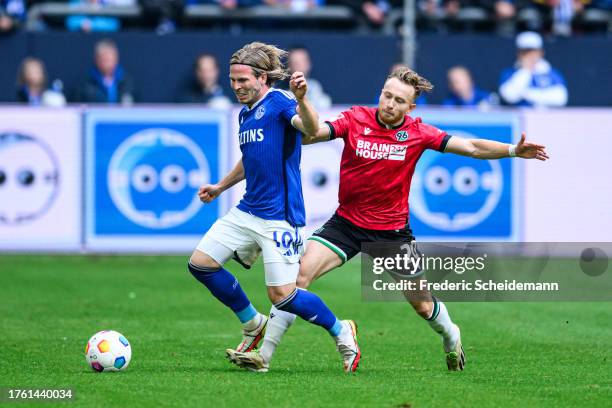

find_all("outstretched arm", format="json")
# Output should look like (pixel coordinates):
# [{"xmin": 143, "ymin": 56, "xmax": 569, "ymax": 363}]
[
  {"xmin": 198, "ymin": 159, "xmax": 244, "ymax": 203},
  {"xmin": 300, "ymin": 122, "xmax": 333, "ymax": 145},
  {"xmin": 445, "ymin": 133, "xmax": 549, "ymax": 161}
]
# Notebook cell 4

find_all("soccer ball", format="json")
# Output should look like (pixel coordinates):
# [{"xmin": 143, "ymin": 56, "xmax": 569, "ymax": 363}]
[{"xmin": 85, "ymin": 330, "xmax": 132, "ymax": 372}]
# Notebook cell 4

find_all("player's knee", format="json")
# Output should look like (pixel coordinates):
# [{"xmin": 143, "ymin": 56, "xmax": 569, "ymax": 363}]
[
  {"xmin": 296, "ymin": 259, "xmax": 317, "ymax": 289},
  {"xmin": 296, "ymin": 272, "xmax": 312, "ymax": 289},
  {"xmin": 188, "ymin": 251, "xmax": 221, "ymax": 281},
  {"xmin": 267, "ymin": 284, "xmax": 295, "ymax": 304},
  {"xmin": 189, "ymin": 250, "xmax": 221, "ymax": 269},
  {"xmin": 411, "ymin": 301, "xmax": 433, "ymax": 319}
]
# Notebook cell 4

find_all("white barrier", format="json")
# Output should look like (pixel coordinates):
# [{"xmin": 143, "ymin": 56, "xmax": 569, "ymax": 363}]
[
  {"xmin": 523, "ymin": 109, "xmax": 612, "ymax": 242},
  {"xmin": 0, "ymin": 106, "xmax": 610, "ymax": 252},
  {"xmin": 0, "ymin": 108, "xmax": 82, "ymax": 251}
]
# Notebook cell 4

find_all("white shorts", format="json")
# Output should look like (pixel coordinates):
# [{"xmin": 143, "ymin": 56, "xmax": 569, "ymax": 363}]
[{"xmin": 196, "ymin": 207, "xmax": 304, "ymax": 286}]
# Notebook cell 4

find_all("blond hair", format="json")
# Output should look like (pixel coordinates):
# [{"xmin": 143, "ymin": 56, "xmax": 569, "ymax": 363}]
[
  {"xmin": 387, "ymin": 66, "xmax": 434, "ymax": 99},
  {"xmin": 230, "ymin": 42, "xmax": 289, "ymax": 86}
]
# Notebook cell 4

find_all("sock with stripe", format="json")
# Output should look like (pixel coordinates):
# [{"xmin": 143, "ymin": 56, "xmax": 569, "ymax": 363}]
[
  {"xmin": 426, "ymin": 297, "xmax": 459, "ymax": 352},
  {"xmin": 259, "ymin": 305, "xmax": 296, "ymax": 363},
  {"xmin": 188, "ymin": 261, "xmax": 258, "ymax": 324},
  {"xmin": 275, "ymin": 288, "xmax": 343, "ymax": 337}
]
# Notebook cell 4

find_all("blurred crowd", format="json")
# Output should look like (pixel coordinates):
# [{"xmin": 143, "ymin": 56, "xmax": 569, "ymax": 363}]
[
  {"xmin": 1, "ymin": 0, "xmax": 611, "ymax": 35},
  {"xmin": 11, "ymin": 31, "xmax": 568, "ymax": 108}
]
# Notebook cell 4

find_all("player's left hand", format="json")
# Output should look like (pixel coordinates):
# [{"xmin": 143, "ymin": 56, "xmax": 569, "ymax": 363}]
[
  {"xmin": 516, "ymin": 132, "xmax": 549, "ymax": 161},
  {"xmin": 289, "ymin": 71, "xmax": 308, "ymax": 100}
]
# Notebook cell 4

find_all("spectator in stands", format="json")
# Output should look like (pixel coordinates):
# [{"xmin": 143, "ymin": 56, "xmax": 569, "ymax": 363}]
[
  {"xmin": 189, "ymin": 0, "xmax": 286, "ymax": 10},
  {"xmin": 331, "ymin": 0, "xmax": 400, "ymax": 27},
  {"xmin": 419, "ymin": 0, "xmax": 458, "ymax": 19},
  {"xmin": 287, "ymin": 46, "xmax": 331, "ymax": 109},
  {"xmin": 16, "ymin": 57, "xmax": 66, "ymax": 107},
  {"xmin": 418, "ymin": 0, "xmax": 516, "ymax": 33},
  {"xmin": 499, "ymin": 31, "xmax": 568, "ymax": 107},
  {"xmin": 527, "ymin": 0, "xmax": 590, "ymax": 35},
  {"xmin": 493, "ymin": 0, "xmax": 517, "ymax": 34},
  {"xmin": 139, "ymin": 0, "xmax": 184, "ymax": 34},
  {"xmin": 78, "ymin": 39, "xmax": 136, "ymax": 104},
  {"xmin": 495, "ymin": 0, "xmax": 517, "ymax": 19},
  {"xmin": 0, "ymin": 0, "xmax": 25, "ymax": 33},
  {"xmin": 177, "ymin": 53, "xmax": 232, "ymax": 108},
  {"xmin": 65, "ymin": 0, "xmax": 136, "ymax": 32},
  {"xmin": 359, "ymin": 0, "xmax": 399, "ymax": 25},
  {"xmin": 443, "ymin": 65, "xmax": 497, "ymax": 107}
]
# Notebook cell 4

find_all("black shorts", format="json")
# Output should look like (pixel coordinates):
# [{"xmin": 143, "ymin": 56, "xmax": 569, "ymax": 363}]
[{"xmin": 308, "ymin": 213, "xmax": 416, "ymax": 264}]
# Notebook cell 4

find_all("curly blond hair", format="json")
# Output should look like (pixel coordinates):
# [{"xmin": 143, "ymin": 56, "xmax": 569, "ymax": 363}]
[{"xmin": 387, "ymin": 66, "xmax": 434, "ymax": 99}]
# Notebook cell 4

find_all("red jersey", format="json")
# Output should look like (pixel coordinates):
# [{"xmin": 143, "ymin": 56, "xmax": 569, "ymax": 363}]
[{"xmin": 326, "ymin": 106, "xmax": 450, "ymax": 230}]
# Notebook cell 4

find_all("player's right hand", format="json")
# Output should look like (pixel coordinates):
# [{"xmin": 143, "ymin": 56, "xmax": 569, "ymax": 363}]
[
  {"xmin": 198, "ymin": 184, "xmax": 222, "ymax": 203},
  {"xmin": 289, "ymin": 71, "xmax": 308, "ymax": 100}
]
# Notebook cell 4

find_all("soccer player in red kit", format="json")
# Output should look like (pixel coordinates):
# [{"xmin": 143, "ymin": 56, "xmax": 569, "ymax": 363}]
[{"xmin": 228, "ymin": 66, "xmax": 549, "ymax": 373}]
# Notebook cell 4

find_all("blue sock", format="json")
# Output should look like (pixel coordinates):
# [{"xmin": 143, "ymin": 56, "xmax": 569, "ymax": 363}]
[
  {"xmin": 275, "ymin": 288, "xmax": 342, "ymax": 336},
  {"xmin": 188, "ymin": 262, "xmax": 257, "ymax": 323}
]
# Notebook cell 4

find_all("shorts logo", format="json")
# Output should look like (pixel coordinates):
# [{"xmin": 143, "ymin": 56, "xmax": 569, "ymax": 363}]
[
  {"xmin": 255, "ymin": 106, "xmax": 265, "ymax": 120},
  {"xmin": 395, "ymin": 131, "xmax": 408, "ymax": 142},
  {"xmin": 273, "ymin": 229, "xmax": 303, "ymax": 257}
]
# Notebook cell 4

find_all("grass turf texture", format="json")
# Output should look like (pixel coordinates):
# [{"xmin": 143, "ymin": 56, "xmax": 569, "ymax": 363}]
[{"xmin": 0, "ymin": 255, "xmax": 611, "ymax": 407}]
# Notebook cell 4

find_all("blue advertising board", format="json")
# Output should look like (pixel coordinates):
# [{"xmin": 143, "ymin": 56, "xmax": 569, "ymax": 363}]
[
  {"xmin": 85, "ymin": 109, "xmax": 228, "ymax": 251},
  {"xmin": 410, "ymin": 111, "xmax": 521, "ymax": 241}
]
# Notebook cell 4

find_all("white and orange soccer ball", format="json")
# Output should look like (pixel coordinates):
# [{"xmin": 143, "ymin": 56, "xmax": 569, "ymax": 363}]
[{"xmin": 85, "ymin": 330, "xmax": 132, "ymax": 372}]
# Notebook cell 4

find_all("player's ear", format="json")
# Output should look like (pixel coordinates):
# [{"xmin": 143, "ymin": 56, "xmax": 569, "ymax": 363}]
[
  {"xmin": 407, "ymin": 103, "xmax": 417, "ymax": 114},
  {"xmin": 259, "ymin": 72, "xmax": 268, "ymax": 86}
]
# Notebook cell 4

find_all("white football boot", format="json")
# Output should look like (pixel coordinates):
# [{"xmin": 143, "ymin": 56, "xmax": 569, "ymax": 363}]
[
  {"xmin": 235, "ymin": 314, "xmax": 268, "ymax": 353},
  {"xmin": 445, "ymin": 324, "xmax": 465, "ymax": 371},
  {"xmin": 225, "ymin": 349, "xmax": 269, "ymax": 373},
  {"xmin": 336, "ymin": 320, "xmax": 361, "ymax": 373}
]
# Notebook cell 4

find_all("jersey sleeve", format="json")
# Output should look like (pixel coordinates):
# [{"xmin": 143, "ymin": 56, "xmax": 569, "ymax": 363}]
[
  {"xmin": 274, "ymin": 90, "xmax": 298, "ymax": 124},
  {"xmin": 325, "ymin": 109, "xmax": 353, "ymax": 140},
  {"xmin": 421, "ymin": 123, "xmax": 451, "ymax": 152}
]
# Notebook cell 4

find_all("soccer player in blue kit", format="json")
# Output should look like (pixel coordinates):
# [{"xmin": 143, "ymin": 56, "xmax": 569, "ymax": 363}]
[{"xmin": 188, "ymin": 42, "xmax": 361, "ymax": 372}]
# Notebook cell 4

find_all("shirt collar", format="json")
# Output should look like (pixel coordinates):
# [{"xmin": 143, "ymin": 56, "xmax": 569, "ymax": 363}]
[{"xmin": 376, "ymin": 110, "xmax": 406, "ymax": 130}]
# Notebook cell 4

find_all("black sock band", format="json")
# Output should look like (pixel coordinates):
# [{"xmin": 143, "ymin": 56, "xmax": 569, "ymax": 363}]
[
  {"xmin": 274, "ymin": 289, "xmax": 298, "ymax": 310},
  {"xmin": 426, "ymin": 296, "xmax": 440, "ymax": 321},
  {"xmin": 188, "ymin": 261, "xmax": 220, "ymax": 275}
]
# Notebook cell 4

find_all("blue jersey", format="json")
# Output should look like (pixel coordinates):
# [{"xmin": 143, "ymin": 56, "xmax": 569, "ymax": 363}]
[{"xmin": 237, "ymin": 88, "xmax": 305, "ymax": 227}]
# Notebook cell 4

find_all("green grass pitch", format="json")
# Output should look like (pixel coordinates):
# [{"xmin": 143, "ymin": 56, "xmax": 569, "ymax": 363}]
[{"xmin": 1, "ymin": 255, "xmax": 611, "ymax": 407}]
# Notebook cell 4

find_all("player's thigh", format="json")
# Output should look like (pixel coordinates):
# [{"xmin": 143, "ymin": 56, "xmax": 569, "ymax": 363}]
[
  {"xmin": 252, "ymin": 220, "xmax": 303, "ymax": 287},
  {"xmin": 194, "ymin": 208, "xmax": 258, "ymax": 267},
  {"xmin": 265, "ymin": 264, "xmax": 299, "ymax": 304},
  {"xmin": 307, "ymin": 214, "xmax": 361, "ymax": 266},
  {"xmin": 299, "ymin": 214, "xmax": 362, "ymax": 288},
  {"xmin": 297, "ymin": 240, "xmax": 343, "ymax": 289}
]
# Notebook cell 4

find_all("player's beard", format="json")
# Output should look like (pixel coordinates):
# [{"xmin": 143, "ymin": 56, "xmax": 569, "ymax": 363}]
[
  {"xmin": 378, "ymin": 107, "xmax": 403, "ymax": 127},
  {"xmin": 244, "ymin": 82, "xmax": 264, "ymax": 106}
]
